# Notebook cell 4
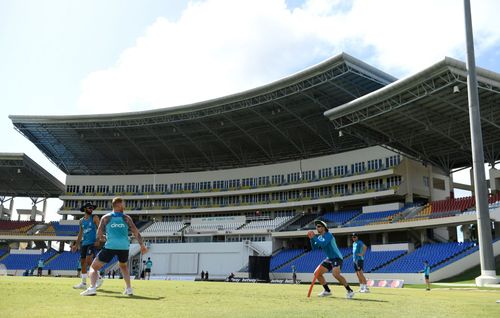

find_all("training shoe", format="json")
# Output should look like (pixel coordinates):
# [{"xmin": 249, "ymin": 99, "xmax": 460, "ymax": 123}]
[
  {"xmin": 123, "ymin": 287, "xmax": 134, "ymax": 296},
  {"xmin": 73, "ymin": 282, "xmax": 87, "ymax": 289},
  {"xmin": 96, "ymin": 278, "xmax": 104, "ymax": 289},
  {"xmin": 80, "ymin": 287, "xmax": 97, "ymax": 296},
  {"xmin": 346, "ymin": 291, "xmax": 355, "ymax": 299},
  {"xmin": 317, "ymin": 290, "xmax": 332, "ymax": 297},
  {"xmin": 359, "ymin": 288, "xmax": 370, "ymax": 293}
]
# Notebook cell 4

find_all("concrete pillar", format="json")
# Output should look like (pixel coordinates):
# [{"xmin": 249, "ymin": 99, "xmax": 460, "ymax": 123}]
[
  {"xmin": 334, "ymin": 202, "xmax": 340, "ymax": 211},
  {"xmin": 59, "ymin": 241, "xmax": 64, "ymax": 252},
  {"xmin": 420, "ymin": 229, "xmax": 427, "ymax": 245},
  {"xmin": 404, "ymin": 159, "xmax": 413, "ymax": 203},
  {"xmin": 447, "ymin": 226, "xmax": 458, "ymax": 242},
  {"xmin": 449, "ymin": 173, "xmax": 455, "ymax": 199},
  {"xmin": 462, "ymin": 224, "xmax": 472, "ymax": 242},
  {"xmin": 382, "ymin": 232, "xmax": 389, "ymax": 244},
  {"xmin": 428, "ymin": 165, "xmax": 434, "ymax": 201},
  {"xmin": 42, "ymin": 199, "xmax": 47, "ymax": 222},
  {"xmin": 30, "ymin": 204, "xmax": 37, "ymax": 221}
]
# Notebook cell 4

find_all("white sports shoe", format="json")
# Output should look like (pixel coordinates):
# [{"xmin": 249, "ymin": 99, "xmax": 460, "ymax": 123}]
[
  {"xmin": 96, "ymin": 278, "xmax": 104, "ymax": 289},
  {"xmin": 346, "ymin": 291, "xmax": 355, "ymax": 299},
  {"xmin": 317, "ymin": 290, "xmax": 332, "ymax": 297},
  {"xmin": 359, "ymin": 288, "xmax": 370, "ymax": 293},
  {"xmin": 123, "ymin": 287, "xmax": 134, "ymax": 296},
  {"xmin": 80, "ymin": 287, "xmax": 97, "ymax": 296},
  {"xmin": 73, "ymin": 282, "xmax": 87, "ymax": 289}
]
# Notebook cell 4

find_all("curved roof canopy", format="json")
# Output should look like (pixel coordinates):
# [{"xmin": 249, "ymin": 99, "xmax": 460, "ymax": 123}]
[
  {"xmin": 0, "ymin": 153, "xmax": 64, "ymax": 197},
  {"xmin": 10, "ymin": 53, "xmax": 395, "ymax": 175},
  {"xmin": 325, "ymin": 57, "xmax": 500, "ymax": 172}
]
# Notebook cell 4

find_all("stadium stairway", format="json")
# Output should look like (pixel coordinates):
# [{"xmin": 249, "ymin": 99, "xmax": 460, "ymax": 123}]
[{"xmin": 274, "ymin": 214, "xmax": 304, "ymax": 232}]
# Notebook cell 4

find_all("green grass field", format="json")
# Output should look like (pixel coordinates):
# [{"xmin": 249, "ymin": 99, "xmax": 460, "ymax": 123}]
[{"xmin": 1, "ymin": 277, "xmax": 499, "ymax": 318}]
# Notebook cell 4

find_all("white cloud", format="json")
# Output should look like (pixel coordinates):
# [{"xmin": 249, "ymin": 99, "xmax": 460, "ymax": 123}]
[{"xmin": 77, "ymin": 0, "xmax": 500, "ymax": 114}]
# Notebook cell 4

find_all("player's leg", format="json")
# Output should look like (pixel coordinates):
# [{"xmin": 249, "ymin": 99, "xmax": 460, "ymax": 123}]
[
  {"xmin": 332, "ymin": 263, "xmax": 354, "ymax": 299},
  {"xmin": 314, "ymin": 262, "xmax": 331, "ymax": 296},
  {"xmin": 117, "ymin": 250, "xmax": 133, "ymax": 295},
  {"xmin": 89, "ymin": 247, "xmax": 104, "ymax": 288},
  {"xmin": 74, "ymin": 245, "xmax": 90, "ymax": 289},
  {"xmin": 80, "ymin": 249, "xmax": 110, "ymax": 296}
]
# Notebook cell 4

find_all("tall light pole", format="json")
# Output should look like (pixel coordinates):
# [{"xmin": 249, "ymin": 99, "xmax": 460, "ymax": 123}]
[{"xmin": 463, "ymin": 0, "xmax": 498, "ymax": 286}]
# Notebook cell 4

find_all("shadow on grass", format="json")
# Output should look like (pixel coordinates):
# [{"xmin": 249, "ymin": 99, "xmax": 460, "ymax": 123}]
[
  {"xmin": 97, "ymin": 289, "xmax": 165, "ymax": 300},
  {"xmin": 349, "ymin": 298, "xmax": 388, "ymax": 303}
]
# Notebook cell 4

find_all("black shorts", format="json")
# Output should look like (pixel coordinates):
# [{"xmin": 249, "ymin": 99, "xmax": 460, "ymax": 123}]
[
  {"xmin": 97, "ymin": 248, "xmax": 129, "ymax": 263},
  {"xmin": 145, "ymin": 268, "xmax": 151, "ymax": 273},
  {"xmin": 424, "ymin": 275, "xmax": 429, "ymax": 280},
  {"xmin": 321, "ymin": 258, "xmax": 343, "ymax": 271},
  {"xmin": 354, "ymin": 259, "xmax": 364, "ymax": 272},
  {"xmin": 80, "ymin": 244, "xmax": 98, "ymax": 259}
]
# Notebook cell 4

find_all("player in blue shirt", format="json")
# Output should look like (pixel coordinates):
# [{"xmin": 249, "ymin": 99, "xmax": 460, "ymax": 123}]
[
  {"xmin": 145, "ymin": 257, "xmax": 153, "ymax": 280},
  {"xmin": 308, "ymin": 220, "xmax": 354, "ymax": 299},
  {"xmin": 81, "ymin": 197, "xmax": 148, "ymax": 296},
  {"xmin": 423, "ymin": 260, "xmax": 431, "ymax": 291},
  {"xmin": 72, "ymin": 202, "xmax": 103, "ymax": 289},
  {"xmin": 352, "ymin": 233, "xmax": 369, "ymax": 293}
]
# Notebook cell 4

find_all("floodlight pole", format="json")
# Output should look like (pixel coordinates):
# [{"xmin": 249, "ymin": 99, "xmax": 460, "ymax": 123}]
[{"xmin": 463, "ymin": 0, "xmax": 498, "ymax": 286}]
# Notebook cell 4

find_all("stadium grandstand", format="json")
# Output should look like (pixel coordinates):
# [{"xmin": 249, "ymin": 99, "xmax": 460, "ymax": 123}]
[{"xmin": 2, "ymin": 52, "xmax": 500, "ymax": 284}]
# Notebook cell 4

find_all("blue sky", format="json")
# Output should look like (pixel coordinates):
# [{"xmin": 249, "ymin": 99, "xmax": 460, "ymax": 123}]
[{"xmin": 1, "ymin": 0, "xmax": 499, "ymax": 220}]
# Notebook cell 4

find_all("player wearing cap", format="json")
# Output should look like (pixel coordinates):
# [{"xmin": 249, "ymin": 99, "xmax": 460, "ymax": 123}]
[
  {"xmin": 351, "ymin": 233, "xmax": 369, "ymax": 293},
  {"xmin": 72, "ymin": 202, "xmax": 103, "ymax": 289},
  {"xmin": 308, "ymin": 220, "xmax": 354, "ymax": 299},
  {"xmin": 80, "ymin": 197, "xmax": 148, "ymax": 296}
]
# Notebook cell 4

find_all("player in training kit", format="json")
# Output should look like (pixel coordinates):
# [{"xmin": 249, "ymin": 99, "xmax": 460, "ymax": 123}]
[
  {"xmin": 308, "ymin": 220, "xmax": 355, "ymax": 299},
  {"xmin": 81, "ymin": 197, "xmax": 148, "ymax": 296},
  {"xmin": 423, "ymin": 260, "xmax": 431, "ymax": 291},
  {"xmin": 145, "ymin": 257, "xmax": 153, "ymax": 280},
  {"xmin": 72, "ymin": 202, "xmax": 103, "ymax": 289},
  {"xmin": 352, "ymin": 233, "xmax": 369, "ymax": 293}
]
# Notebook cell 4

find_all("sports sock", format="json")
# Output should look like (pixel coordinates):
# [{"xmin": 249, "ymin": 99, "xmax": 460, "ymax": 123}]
[
  {"xmin": 345, "ymin": 285, "xmax": 353, "ymax": 292},
  {"xmin": 81, "ymin": 273, "xmax": 87, "ymax": 284},
  {"xmin": 323, "ymin": 284, "xmax": 331, "ymax": 292}
]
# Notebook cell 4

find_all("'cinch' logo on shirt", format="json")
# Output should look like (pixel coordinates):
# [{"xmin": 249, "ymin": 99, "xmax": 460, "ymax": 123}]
[{"xmin": 110, "ymin": 223, "xmax": 126, "ymax": 228}]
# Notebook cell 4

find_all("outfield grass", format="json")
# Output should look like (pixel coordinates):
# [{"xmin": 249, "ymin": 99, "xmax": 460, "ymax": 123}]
[{"xmin": 1, "ymin": 277, "xmax": 499, "ymax": 318}]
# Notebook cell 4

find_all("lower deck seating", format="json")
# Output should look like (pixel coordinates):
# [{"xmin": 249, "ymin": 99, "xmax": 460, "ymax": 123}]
[
  {"xmin": 0, "ymin": 220, "xmax": 37, "ymax": 235},
  {"xmin": 1, "ymin": 249, "xmax": 57, "ymax": 270},
  {"xmin": 282, "ymin": 214, "xmax": 319, "ymax": 231},
  {"xmin": 50, "ymin": 222, "xmax": 80, "ymax": 236},
  {"xmin": 374, "ymin": 242, "xmax": 475, "ymax": 273},
  {"xmin": 274, "ymin": 247, "xmax": 351, "ymax": 273},
  {"xmin": 270, "ymin": 249, "xmax": 305, "ymax": 271},
  {"xmin": 45, "ymin": 251, "xmax": 80, "ymax": 270},
  {"xmin": 340, "ymin": 249, "xmax": 407, "ymax": 273}
]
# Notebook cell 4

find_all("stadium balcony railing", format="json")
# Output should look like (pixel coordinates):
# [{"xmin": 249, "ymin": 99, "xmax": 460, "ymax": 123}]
[{"xmin": 63, "ymin": 159, "xmax": 403, "ymax": 197}]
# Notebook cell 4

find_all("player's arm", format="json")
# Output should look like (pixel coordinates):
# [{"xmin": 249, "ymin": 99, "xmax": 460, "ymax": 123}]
[
  {"xmin": 310, "ymin": 232, "xmax": 333, "ymax": 248},
  {"xmin": 360, "ymin": 244, "xmax": 367, "ymax": 257},
  {"xmin": 97, "ymin": 215, "xmax": 110, "ymax": 243},
  {"xmin": 71, "ymin": 219, "xmax": 83, "ymax": 252},
  {"xmin": 125, "ymin": 215, "xmax": 148, "ymax": 254}
]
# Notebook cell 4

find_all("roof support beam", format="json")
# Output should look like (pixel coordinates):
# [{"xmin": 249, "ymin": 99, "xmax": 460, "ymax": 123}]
[
  {"xmin": 198, "ymin": 121, "xmax": 243, "ymax": 163},
  {"xmin": 170, "ymin": 123, "xmax": 215, "ymax": 168},
  {"xmin": 116, "ymin": 128, "xmax": 156, "ymax": 172},
  {"xmin": 143, "ymin": 126, "xmax": 186, "ymax": 170},
  {"xmin": 221, "ymin": 115, "xmax": 274, "ymax": 161}
]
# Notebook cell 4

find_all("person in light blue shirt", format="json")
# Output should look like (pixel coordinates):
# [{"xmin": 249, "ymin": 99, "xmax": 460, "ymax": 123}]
[
  {"xmin": 80, "ymin": 197, "xmax": 148, "ymax": 297},
  {"xmin": 71, "ymin": 202, "xmax": 102, "ymax": 289},
  {"xmin": 308, "ymin": 220, "xmax": 354, "ymax": 299},
  {"xmin": 37, "ymin": 258, "xmax": 44, "ymax": 277},
  {"xmin": 145, "ymin": 257, "xmax": 153, "ymax": 280},
  {"xmin": 423, "ymin": 260, "xmax": 431, "ymax": 291},
  {"xmin": 352, "ymin": 233, "xmax": 369, "ymax": 293}
]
